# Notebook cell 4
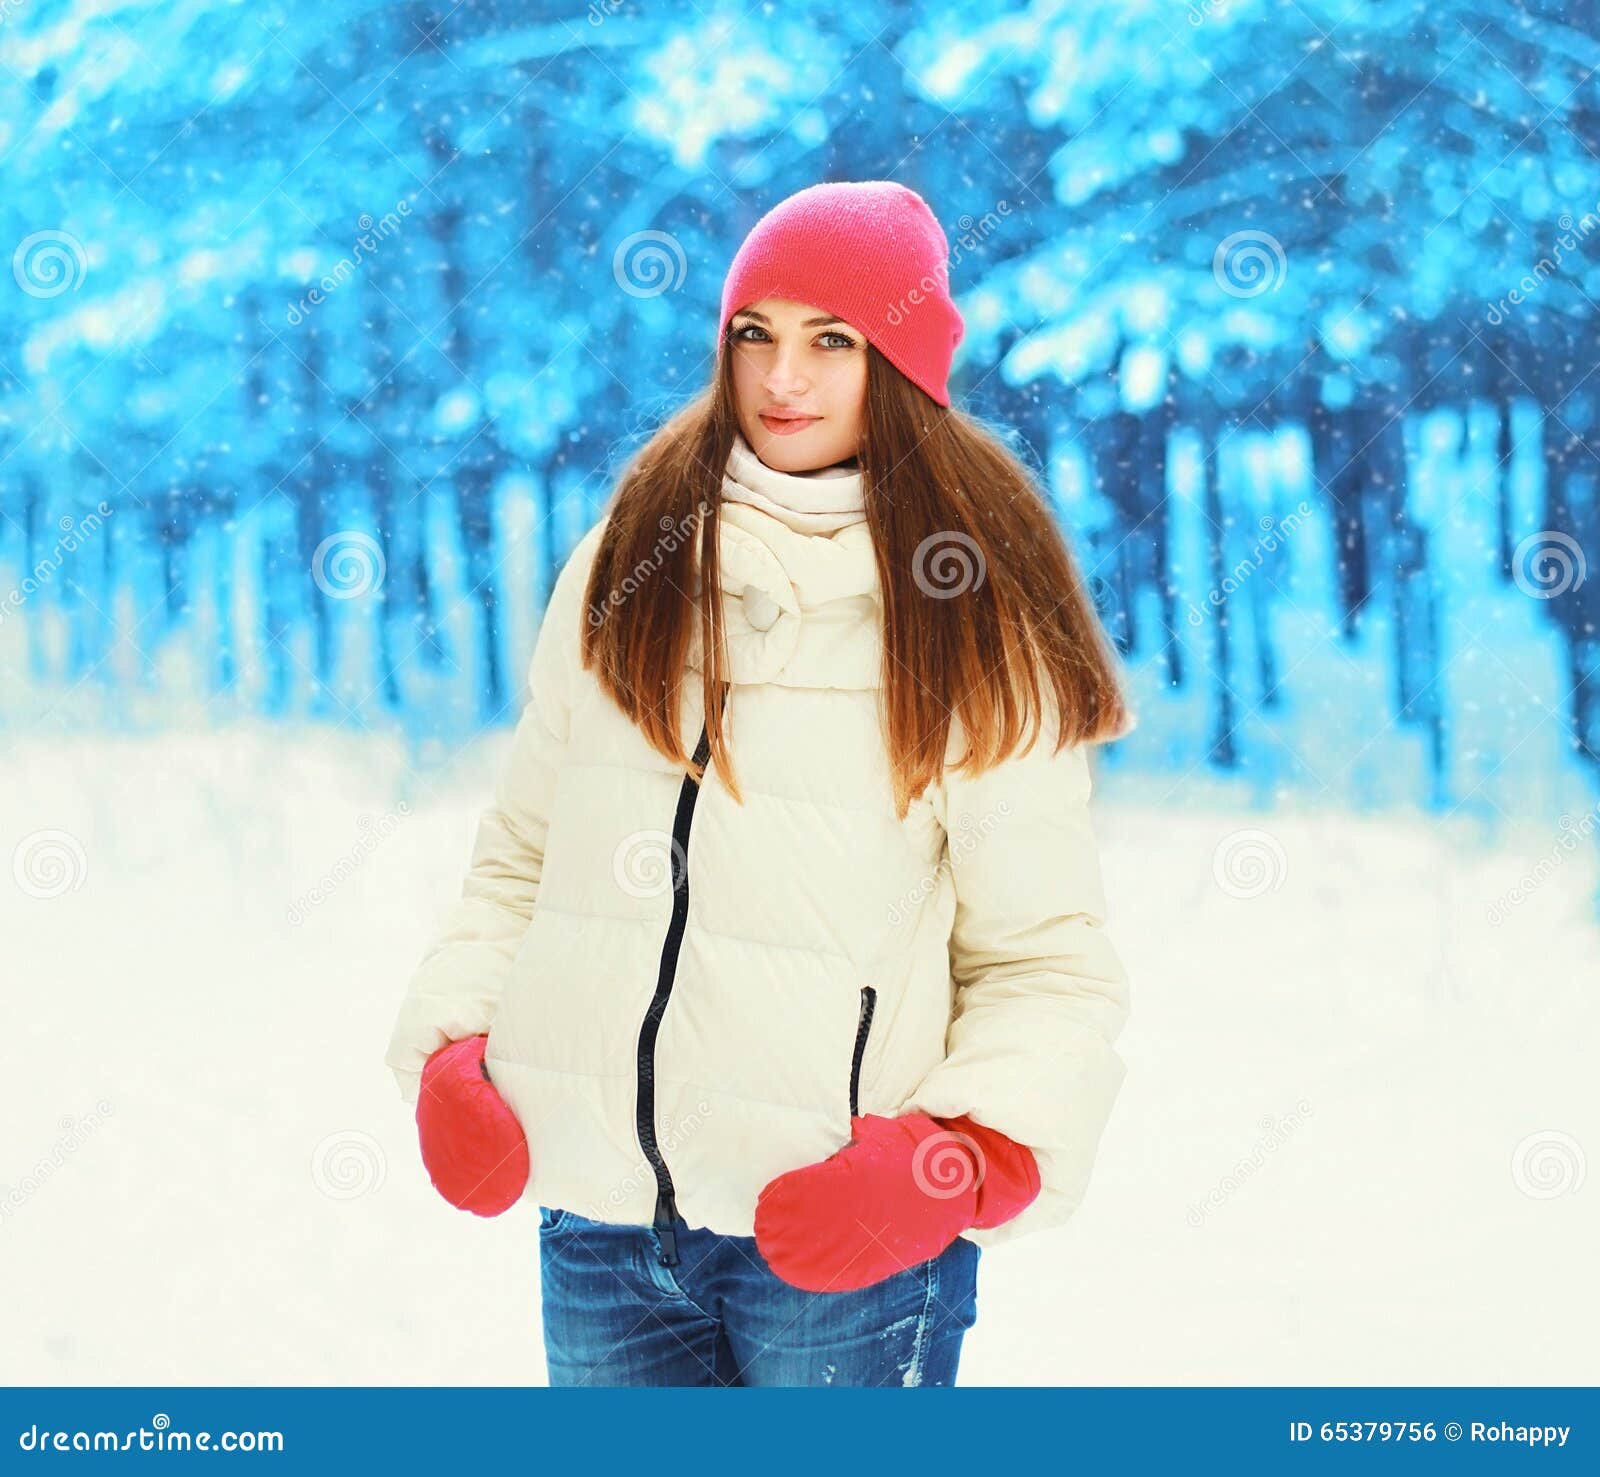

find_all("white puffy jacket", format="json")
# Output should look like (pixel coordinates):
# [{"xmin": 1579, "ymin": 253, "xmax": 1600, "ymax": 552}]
[{"xmin": 385, "ymin": 483, "xmax": 1131, "ymax": 1250}]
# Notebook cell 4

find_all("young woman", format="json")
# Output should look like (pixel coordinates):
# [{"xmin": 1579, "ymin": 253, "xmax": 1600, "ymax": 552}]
[{"xmin": 385, "ymin": 179, "xmax": 1133, "ymax": 1388}]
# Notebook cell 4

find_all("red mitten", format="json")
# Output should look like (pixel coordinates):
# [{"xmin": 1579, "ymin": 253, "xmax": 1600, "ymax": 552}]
[
  {"xmin": 753, "ymin": 1111, "xmax": 1041, "ymax": 1293},
  {"xmin": 416, "ymin": 1034, "xmax": 529, "ymax": 1217}
]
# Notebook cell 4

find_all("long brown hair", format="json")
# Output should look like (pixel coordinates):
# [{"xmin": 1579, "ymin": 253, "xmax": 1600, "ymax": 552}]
[{"xmin": 580, "ymin": 337, "xmax": 1130, "ymax": 818}]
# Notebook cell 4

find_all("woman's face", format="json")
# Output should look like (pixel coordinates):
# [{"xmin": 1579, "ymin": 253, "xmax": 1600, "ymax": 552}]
[{"xmin": 727, "ymin": 296, "xmax": 868, "ymax": 472}]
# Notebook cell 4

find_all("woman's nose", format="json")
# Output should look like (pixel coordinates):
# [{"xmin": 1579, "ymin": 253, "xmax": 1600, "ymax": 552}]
[{"xmin": 764, "ymin": 348, "xmax": 808, "ymax": 396}]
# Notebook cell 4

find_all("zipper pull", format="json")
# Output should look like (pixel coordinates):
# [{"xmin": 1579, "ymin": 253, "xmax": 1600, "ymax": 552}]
[
  {"xmin": 657, "ymin": 1224, "xmax": 679, "ymax": 1266},
  {"xmin": 654, "ymin": 1191, "xmax": 681, "ymax": 1267}
]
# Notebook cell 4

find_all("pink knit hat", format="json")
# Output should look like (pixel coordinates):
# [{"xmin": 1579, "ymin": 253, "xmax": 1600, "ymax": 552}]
[{"xmin": 717, "ymin": 180, "xmax": 965, "ymax": 407}]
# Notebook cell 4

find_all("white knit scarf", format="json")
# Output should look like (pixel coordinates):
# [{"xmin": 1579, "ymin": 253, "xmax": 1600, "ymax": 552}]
[{"xmin": 722, "ymin": 430, "xmax": 866, "ymax": 536}]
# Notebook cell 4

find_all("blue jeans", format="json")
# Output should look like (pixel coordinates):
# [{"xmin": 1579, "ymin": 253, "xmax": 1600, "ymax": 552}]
[{"xmin": 537, "ymin": 1206, "xmax": 981, "ymax": 1386}]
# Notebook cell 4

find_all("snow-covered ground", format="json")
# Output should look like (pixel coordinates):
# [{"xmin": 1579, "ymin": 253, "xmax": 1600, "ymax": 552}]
[{"xmin": 2, "ymin": 724, "xmax": 1596, "ymax": 1386}]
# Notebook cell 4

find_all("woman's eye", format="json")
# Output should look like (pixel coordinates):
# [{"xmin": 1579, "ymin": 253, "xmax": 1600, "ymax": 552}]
[{"xmin": 731, "ymin": 325, "xmax": 855, "ymax": 349}]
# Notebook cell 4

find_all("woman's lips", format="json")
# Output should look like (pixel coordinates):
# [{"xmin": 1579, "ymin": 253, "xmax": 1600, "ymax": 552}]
[{"xmin": 758, "ymin": 412, "xmax": 820, "ymax": 435}]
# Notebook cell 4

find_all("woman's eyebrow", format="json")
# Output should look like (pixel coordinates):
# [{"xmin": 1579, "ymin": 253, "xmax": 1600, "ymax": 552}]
[{"xmin": 733, "ymin": 310, "xmax": 850, "ymax": 329}]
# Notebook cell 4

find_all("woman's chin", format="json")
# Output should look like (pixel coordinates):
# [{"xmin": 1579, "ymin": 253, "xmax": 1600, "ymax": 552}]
[{"xmin": 745, "ymin": 420, "xmax": 851, "ymax": 472}]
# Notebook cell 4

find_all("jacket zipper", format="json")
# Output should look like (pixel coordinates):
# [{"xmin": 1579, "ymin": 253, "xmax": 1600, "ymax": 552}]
[
  {"xmin": 635, "ymin": 701, "xmax": 721, "ymax": 1268},
  {"xmin": 849, "ymin": 985, "xmax": 877, "ymax": 1118}
]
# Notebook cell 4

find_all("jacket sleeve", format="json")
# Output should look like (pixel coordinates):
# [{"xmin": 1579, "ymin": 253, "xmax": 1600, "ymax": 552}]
[
  {"xmin": 901, "ymin": 705, "xmax": 1131, "ymax": 1246},
  {"xmin": 383, "ymin": 521, "xmax": 602, "ymax": 1104}
]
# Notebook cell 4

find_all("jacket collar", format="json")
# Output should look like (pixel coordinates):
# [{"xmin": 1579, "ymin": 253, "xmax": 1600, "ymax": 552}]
[
  {"xmin": 722, "ymin": 431, "xmax": 867, "ymax": 535},
  {"xmin": 685, "ymin": 450, "xmax": 882, "ymax": 689}
]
